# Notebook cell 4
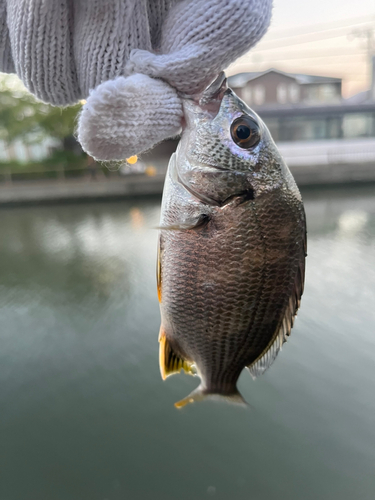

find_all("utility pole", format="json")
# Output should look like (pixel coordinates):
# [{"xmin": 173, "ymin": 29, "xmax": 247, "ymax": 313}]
[{"xmin": 350, "ymin": 25, "xmax": 375, "ymax": 99}]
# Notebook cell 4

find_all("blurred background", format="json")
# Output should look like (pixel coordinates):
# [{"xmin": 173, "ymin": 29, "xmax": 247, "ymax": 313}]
[{"xmin": 0, "ymin": 1, "xmax": 374, "ymax": 499}]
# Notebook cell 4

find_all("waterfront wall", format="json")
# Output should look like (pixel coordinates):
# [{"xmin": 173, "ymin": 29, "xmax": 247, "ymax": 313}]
[{"xmin": 0, "ymin": 162, "xmax": 374, "ymax": 205}]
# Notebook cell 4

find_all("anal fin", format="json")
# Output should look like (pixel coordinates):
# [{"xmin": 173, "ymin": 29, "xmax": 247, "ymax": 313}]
[{"xmin": 159, "ymin": 327, "xmax": 196, "ymax": 380}]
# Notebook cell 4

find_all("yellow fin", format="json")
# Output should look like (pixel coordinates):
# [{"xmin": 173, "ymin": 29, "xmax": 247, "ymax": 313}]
[
  {"xmin": 156, "ymin": 236, "xmax": 162, "ymax": 303},
  {"xmin": 159, "ymin": 328, "xmax": 195, "ymax": 380},
  {"xmin": 175, "ymin": 387, "xmax": 205, "ymax": 409}
]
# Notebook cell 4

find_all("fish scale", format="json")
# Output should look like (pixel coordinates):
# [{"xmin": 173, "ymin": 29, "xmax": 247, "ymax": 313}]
[{"xmin": 158, "ymin": 74, "xmax": 306, "ymax": 407}]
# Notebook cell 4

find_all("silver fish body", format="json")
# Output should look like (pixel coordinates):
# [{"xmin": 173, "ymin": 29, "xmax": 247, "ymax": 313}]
[{"xmin": 157, "ymin": 75, "xmax": 306, "ymax": 408}]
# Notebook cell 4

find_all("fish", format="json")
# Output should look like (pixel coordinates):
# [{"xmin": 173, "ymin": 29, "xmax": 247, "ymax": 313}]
[{"xmin": 157, "ymin": 72, "xmax": 306, "ymax": 408}]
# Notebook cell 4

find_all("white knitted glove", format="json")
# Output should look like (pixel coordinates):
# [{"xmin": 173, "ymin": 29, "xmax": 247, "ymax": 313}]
[{"xmin": 0, "ymin": 0, "xmax": 272, "ymax": 161}]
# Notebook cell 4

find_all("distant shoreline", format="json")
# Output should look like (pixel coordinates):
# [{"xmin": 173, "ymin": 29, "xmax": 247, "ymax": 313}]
[{"xmin": 0, "ymin": 163, "xmax": 374, "ymax": 206}]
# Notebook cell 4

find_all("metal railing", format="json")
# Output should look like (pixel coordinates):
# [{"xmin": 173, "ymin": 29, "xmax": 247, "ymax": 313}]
[{"xmin": 0, "ymin": 162, "xmax": 161, "ymax": 185}]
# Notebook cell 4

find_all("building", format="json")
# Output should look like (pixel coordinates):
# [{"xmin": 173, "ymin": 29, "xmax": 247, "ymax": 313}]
[
  {"xmin": 257, "ymin": 102, "xmax": 375, "ymax": 171},
  {"xmin": 228, "ymin": 69, "xmax": 375, "ymax": 144},
  {"xmin": 228, "ymin": 69, "xmax": 375, "ymax": 176},
  {"xmin": 228, "ymin": 69, "xmax": 342, "ymax": 107},
  {"xmin": 254, "ymin": 102, "xmax": 375, "ymax": 143}
]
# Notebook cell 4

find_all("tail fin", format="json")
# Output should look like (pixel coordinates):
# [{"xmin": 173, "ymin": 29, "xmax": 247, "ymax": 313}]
[{"xmin": 174, "ymin": 384, "xmax": 248, "ymax": 409}]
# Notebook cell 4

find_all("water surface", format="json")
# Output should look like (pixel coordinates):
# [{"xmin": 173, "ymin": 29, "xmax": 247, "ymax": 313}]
[{"xmin": 0, "ymin": 187, "xmax": 374, "ymax": 500}]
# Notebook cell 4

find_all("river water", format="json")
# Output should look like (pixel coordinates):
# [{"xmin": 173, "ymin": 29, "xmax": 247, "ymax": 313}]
[{"xmin": 0, "ymin": 186, "xmax": 374, "ymax": 500}]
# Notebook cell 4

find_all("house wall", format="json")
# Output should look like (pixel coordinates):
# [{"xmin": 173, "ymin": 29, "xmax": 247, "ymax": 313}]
[
  {"xmin": 231, "ymin": 72, "xmax": 342, "ymax": 107},
  {"xmin": 301, "ymin": 82, "xmax": 342, "ymax": 104},
  {"xmin": 232, "ymin": 72, "xmax": 298, "ymax": 106}
]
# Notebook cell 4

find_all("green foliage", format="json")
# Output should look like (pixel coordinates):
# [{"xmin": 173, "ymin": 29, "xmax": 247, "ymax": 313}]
[
  {"xmin": 0, "ymin": 75, "xmax": 85, "ymax": 176},
  {"xmin": 0, "ymin": 75, "xmax": 81, "ymax": 144}
]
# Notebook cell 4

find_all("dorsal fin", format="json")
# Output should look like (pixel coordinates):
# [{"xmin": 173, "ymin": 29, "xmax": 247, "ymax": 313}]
[
  {"xmin": 159, "ymin": 328, "xmax": 196, "ymax": 380},
  {"xmin": 248, "ymin": 217, "xmax": 307, "ymax": 378}
]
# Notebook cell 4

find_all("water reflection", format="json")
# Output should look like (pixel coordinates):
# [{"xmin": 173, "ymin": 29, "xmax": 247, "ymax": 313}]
[
  {"xmin": 0, "ymin": 189, "xmax": 374, "ymax": 500},
  {"xmin": 338, "ymin": 210, "xmax": 369, "ymax": 234}
]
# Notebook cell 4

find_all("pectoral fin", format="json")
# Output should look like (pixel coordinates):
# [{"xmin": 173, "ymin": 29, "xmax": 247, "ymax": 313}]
[{"xmin": 159, "ymin": 328, "xmax": 196, "ymax": 380}]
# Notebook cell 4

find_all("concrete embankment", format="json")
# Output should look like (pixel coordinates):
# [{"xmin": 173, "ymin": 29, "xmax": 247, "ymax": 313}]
[
  {"xmin": 290, "ymin": 162, "xmax": 375, "ymax": 186},
  {"xmin": 0, "ymin": 163, "xmax": 374, "ymax": 205},
  {"xmin": 0, "ymin": 174, "xmax": 166, "ymax": 205}
]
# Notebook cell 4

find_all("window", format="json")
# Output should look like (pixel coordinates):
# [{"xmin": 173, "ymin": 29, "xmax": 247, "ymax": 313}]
[
  {"xmin": 289, "ymin": 84, "xmax": 300, "ymax": 103},
  {"xmin": 277, "ymin": 83, "xmax": 299, "ymax": 104},
  {"xmin": 320, "ymin": 84, "xmax": 337, "ymax": 101},
  {"xmin": 254, "ymin": 85, "xmax": 265, "ymax": 105},
  {"xmin": 305, "ymin": 84, "xmax": 339, "ymax": 103},
  {"xmin": 242, "ymin": 86, "xmax": 252, "ymax": 105},
  {"xmin": 277, "ymin": 83, "xmax": 287, "ymax": 104},
  {"xmin": 343, "ymin": 113, "xmax": 375, "ymax": 138}
]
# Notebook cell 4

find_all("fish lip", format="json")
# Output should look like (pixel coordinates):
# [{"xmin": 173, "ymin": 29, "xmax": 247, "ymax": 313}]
[
  {"xmin": 198, "ymin": 72, "xmax": 228, "ymax": 106},
  {"xmin": 179, "ymin": 72, "xmax": 228, "ymax": 104},
  {"xmin": 179, "ymin": 73, "xmax": 228, "ymax": 117}
]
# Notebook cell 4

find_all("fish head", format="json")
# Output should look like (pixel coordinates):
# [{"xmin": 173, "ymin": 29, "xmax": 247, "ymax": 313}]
[{"xmin": 177, "ymin": 73, "xmax": 294, "ymax": 205}]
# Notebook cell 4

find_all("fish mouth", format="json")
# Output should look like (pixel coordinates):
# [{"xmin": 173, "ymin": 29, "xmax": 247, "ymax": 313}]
[
  {"xmin": 180, "ymin": 72, "xmax": 228, "ymax": 116},
  {"xmin": 198, "ymin": 72, "xmax": 228, "ymax": 107}
]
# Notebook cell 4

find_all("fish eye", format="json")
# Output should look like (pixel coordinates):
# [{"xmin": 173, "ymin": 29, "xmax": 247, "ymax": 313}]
[{"xmin": 230, "ymin": 116, "xmax": 260, "ymax": 149}]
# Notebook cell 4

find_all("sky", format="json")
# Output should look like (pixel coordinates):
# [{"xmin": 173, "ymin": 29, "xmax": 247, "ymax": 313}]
[
  {"xmin": 1, "ymin": 0, "xmax": 374, "ymax": 100},
  {"xmin": 227, "ymin": 0, "xmax": 375, "ymax": 97}
]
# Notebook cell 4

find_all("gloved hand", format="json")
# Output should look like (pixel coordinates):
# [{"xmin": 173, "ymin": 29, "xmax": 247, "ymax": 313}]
[{"xmin": 0, "ymin": 0, "xmax": 272, "ymax": 160}]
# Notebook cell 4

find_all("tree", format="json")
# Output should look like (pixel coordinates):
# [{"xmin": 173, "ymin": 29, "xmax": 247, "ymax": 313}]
[
  {"xmin": 0, "ymin": 74, "xmax": 81, "ymax": 150},
  {"xmin": 0, "ymin": 75, "xmax": 85, "ymax": 175}
]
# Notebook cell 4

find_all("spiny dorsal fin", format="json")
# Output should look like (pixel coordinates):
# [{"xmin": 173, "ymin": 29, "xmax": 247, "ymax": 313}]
[
  {"xmin": 248, "ymin": 216, "xmax": 307, "ymax": 378},
  {"xmin": 159, "ymin": 328, "xmax": 196, "ymax": 380}
]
